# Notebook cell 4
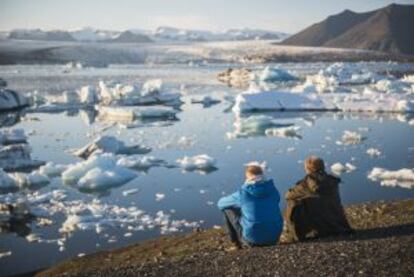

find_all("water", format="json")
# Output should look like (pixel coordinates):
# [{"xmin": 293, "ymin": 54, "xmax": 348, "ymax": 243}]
[{"xmin": 1, "ymin": 63, "xmax": 414, "ymax": 275}]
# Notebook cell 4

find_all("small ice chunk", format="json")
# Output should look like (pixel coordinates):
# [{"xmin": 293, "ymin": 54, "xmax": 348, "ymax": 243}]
[
  {"xmin": 0, "ymin": 168, "xmax": 17, "ymax": 190},
  {"xmin": 78, "ymin": 85, "xmax": 99, "ymax": 104},
  {"xmin": 116, "ymin": 155, "xmax": 165, "ymax": 170},
  {"xmin": 38, "ymin": 162, "xmax": 68, "ymax": 177},
  {"xmin": 0, "ymin": 251, "xmax": 12, "ymax": 258},
  {"xmin": 11, "ymin": 171, "xmax": 50, "ymax": 189},
  {"xmin": 122, "ymin": 188, "xmax": 139, "ymax": 196},
  {"xmin": 330, "ymin": 162, "xmax": 356, "ymax": 176},
  {"xmin": 265, "ymin": 126, "xmax": 301, "ymax": 139},
  {"xmin": 72, "ymin": 136, "xmax": 151, "ymax": 159},
  {"xmin": 155, "ymin": 193, "xmax": 165, "ymax": 201},
  {"xmin": 255, "ymin": 66, "xmax": 298, "ymax": 82},
  {"xmin": 176, "ymin": 154, "xmax": 217, "ymax": 172},
  {"xmin": 0, "ymin": 129, "xmax": 27, "ymax": 145},
  {"xmin": 341, "ymin": 131, "xmax": 365, "ymax": 145},
  {"xmin": 366, "ymin": 148, "xmax": 382, "ymax": 157},
  {"xmin": 141, "ymin": 79, "xmax": 162, "ymax": 96},
  {"xmin": 368, "ymin": 167, "xmax": 414, "ymax": 189}
]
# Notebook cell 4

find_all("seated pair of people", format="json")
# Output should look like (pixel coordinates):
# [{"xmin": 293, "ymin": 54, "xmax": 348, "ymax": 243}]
[{"xmin": 217, "ymin": 156, "xmax": 352, "ymax": 248}]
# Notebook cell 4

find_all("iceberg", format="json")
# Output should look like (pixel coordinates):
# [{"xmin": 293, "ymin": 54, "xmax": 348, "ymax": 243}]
[
  {"xmin": 0, "ymin": 144, "xmax": 45, "ymax": 171},
  {"xmin": 0, "ymin": 129, "xmax": 27, "ymax": 145},
  {"xmin": 62, "ymin": 153, "xmax": 137, "ymax": 191},
  {"xmin": 116, "ymin": 155, "xmax": 166, "ymax": 170},
  {"xmin": 38, "ymin": 162, "xmax": 68, "ymax": 177},
  {"xmin": 98, "ymin": 106, "xmax": 178, "ymax": 122},
  {"xmin": 227, "ymin": 115, "xmax": 294, "ymax": 139},
  {"xmin": 0, "ymin": 169, "xmax": 18, "ymax": 191},
  {"xmin": 71, "ymin": 136, "xmax": 151, "ymax": 159},
  {"xmin": 0, "ymin": 88, "xmax": 29, "ymax": 111},
  {"xmin": 10, "ymin": 172, "xmax": 50, "ymax": 189},
  {"xmin": 254, "ymin": 66, "xmax": 299, "ymax": 82},
  {"xmin": 176, "ymin": 154, "xmax": 217, "ymax": 172},
  {"xmin": 368, "ymin": 167, "xmax": 414, "ymax": 189},
  {"xmin": 233, "ymin": 90, "xmax": 336, "ymax": 114}
]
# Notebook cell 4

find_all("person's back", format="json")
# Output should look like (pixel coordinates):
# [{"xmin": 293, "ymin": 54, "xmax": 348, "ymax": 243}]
[
  {"xmin": 285, "ymin": 156, "xmax": 352, "ymax": 242},
  {"xmin": 218, "ymin": 165, "xmax": 283, "ymax": 247}
]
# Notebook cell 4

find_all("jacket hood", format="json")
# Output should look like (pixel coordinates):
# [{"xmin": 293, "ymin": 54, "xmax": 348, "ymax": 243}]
[
  {"xmin": 307, "ymin": 171, "xmax": 340, "ymax": 194},
  {"xmin": 242, "ymin": 179, "xmax": 275, "ymax": 198}
]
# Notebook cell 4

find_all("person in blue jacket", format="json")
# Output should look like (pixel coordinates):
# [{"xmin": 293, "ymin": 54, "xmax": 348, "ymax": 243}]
[{"xmin": 217, "ymin": 164, "xmax": 283, "ymax": 248}]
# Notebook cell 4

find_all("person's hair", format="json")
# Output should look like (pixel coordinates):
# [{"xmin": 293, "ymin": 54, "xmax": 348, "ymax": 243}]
[
  {"xmin": 245, "ymin": 165, "xmax": 263, "ymax": 176},
  {"xmin": 304, "ymin": 156, "xmax": 325, "ymax": 173}
]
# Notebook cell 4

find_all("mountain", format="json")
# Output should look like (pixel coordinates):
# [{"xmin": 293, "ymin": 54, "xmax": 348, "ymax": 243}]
[
  {"xmin": 106, "ymin": 31, "xmax": 153, "ymax": 43},
  {"xmin": 8, "ymin": 29, "xmax": 75, "ymax": 42},
  {"xmin": 282, "ymin": 4, "xmax": 414, "ymax": 55}
]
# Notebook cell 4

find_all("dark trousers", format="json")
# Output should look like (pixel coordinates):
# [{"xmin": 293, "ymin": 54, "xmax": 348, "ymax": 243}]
[{"xmin": 223, "ymin": 207, "xmax": 244, "ymax": 247}]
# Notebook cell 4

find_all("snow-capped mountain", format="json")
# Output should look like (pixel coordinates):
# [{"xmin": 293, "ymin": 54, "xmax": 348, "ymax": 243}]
[{"xmin": 6, "ymin": 27, "xmax": 289, "ymax": 43}]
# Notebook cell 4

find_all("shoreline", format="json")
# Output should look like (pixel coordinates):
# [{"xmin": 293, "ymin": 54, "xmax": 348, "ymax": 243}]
[{"xmin": 37, "ymin": 198, "xmax": 414, "ymax": 276}]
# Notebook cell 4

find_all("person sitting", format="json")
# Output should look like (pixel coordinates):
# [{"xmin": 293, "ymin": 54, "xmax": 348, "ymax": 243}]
[
  {"xmin": 285, "ymin": 156, "xmax": 353, "ymax": 242},
  {"xmin": 217, "ymin": 164, "xmax": 283, "ymax": 248}
]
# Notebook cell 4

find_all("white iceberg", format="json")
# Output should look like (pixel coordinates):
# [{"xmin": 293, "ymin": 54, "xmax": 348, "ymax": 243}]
[
  {"xmin": 98, "ymin": 106, "xmax": 178, "ymax": 122},
  {"xmin": 341, "ymin": 131, "xmax": 365, "ymax": 145},
  {"xmin": 176, "ymin": 154, "xmax": 217, "ymax": 172},
  {"xmin": 62, "ymin": 153, "xmax": 137, "ymax": 191},
  {"xmin": 0, "ymin": 144, "xmax": 44, "ymax": 171},
  {"xmin": 254, "ymin": 66, "xmax": 298, "ymax": 82},
  {"xmin": 38, "ymin": 162, "xmax": 68, "ymax": 177},
  {"xmin": 0, "ymin": 129, "xmax": 27, "ymax": 145},
  {"xmin": 116, "ymin": 155, "xmax": 165, "ymax": 170},
  {"xmin": 227, "ymin": 115, "xmax": 294, "ymax": 138},
  {"xmin": 366, "ymin": 148, "xmax": 382, "ymax": 157},
  {"xmin": 265, "ymin": 126, "xmax": 301, "ymax": 139},
  {"xmin": 330, "ymin": 162, "xmax": 356, "ymax": 176},
  {"xmin": 368, "ymin": 167, "xmax": 414, "ymax": 189},
  {"xmin": 0, "ymin": 88, "xmax": 29, "ymax": 111},
  {"xmin": 71, "ymin": 136, "xmax": 151, "ymax": 159}
]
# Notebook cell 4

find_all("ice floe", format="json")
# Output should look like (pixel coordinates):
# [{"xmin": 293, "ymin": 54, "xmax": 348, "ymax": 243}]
[
  {"xmin": 368, "ymin": 167, "xmax": 414, "ymax": 189},
  {"xmin": 227, "ymin": 115, "xmax": 294, "ymax": 139},
  {"xmin": 0, "ymin": 88, "xmax": 29, "ymax": 111},
  {"xmin": 71, "ymin": 136, "xmax": 151, "ymax": 159},
  {"xmin": 366, "ymin": 148, "xmax": 382, "ymax": 157},
  {"xmin": 61, "ymin": 153, "xmax": 137, "ymax": 191},
  {"xmin": 176, "ymin": 154, "xmax": 217, "ymax": 172},
  {"xmin": 97, "ymin": 106, "xmax": 178, "ymax": 123},
  {"xmin": 330, "ymin": 162, "xmax": 357, "ymax": 176},
  {"xmin": 116, "ymin": 155, "xmax": 166, "ymax": 170},
  {"xmin": 340, "ymin": 131, "xmax": 365, "ymax": 145},
  {"xmin": 265, "ymin": 126, "xmax": 301, "ymax": 139},
  {"xmin": 253, "ymin": 66, "xmax": 299, "ymax": 83}
]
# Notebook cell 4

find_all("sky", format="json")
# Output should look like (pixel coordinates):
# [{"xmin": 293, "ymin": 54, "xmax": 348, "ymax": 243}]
[{"xmin": 1, "ymin": 0, "xmax": 413, "ymax": 33}]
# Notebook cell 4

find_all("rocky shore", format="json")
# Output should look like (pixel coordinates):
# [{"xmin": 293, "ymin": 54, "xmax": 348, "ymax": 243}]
[{"xmin": 38, "ymin": 199, "xmax": 414, "ymax": 277}]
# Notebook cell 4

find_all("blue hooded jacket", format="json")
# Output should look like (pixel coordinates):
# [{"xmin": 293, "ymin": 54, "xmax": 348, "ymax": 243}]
[{"xmin": 217, "ymin": 179, "xmax": 283, "ymax": 245}]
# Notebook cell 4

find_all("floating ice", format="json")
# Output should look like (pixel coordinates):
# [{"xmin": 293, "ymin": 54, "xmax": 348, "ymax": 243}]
[
  {"xmin": 0, "ymin": 168, "xmax": 17, "ymax": 191},
  {"xmin": 190, "ymin": 96, "xmax": 221, "ymax": 107},
  {"xmin": 265, "ymin": 126, "xmax": 301, "ymax": 139},
  {"xmin": 0, "ymin": 129, "xmax": 27, "ymax": 145},
  {"xmin": 341, "ymin": 131, "xmax": 365, "ymax": 145},
  {"xmin": 141, "ymin": 79, "xmax": 162, "ymax": 96},
  {"xmin": 176, "ymin": 154, "xmax": 217, "ymax": 172},
  {"xmin": 254, "ymin": 66, "xmax": 299, "ymax": 82},
  {"xmin": 0, "ymin": 251, "xmax": 12, "ymax": 258},
  {"xmin": 11, "ymin": 172, "xmax": 50, "ymax": 189},
  {"xmin": 62, "ymin": 153, "xmax": 137, "ymax": 191},
  {"xmin": 0, "ymin": 88, "xmax": 29, "ymax": 111},
  {"xmin": 78, "ymin": 85, "xmax": 99, "ymax": 104},
  {"xmin": 372, "ymin": 79, "xmax": 412, "ymax": 94},
  {"xmin": 116, "ymin": 155, "xmax": 165, "ymax": 170},
  {"xmin": 227, "ymin": 115, "xmax": 294, "ymax": 138},
  {"xmin": 368, "ymin": 167, "xmax": 414, "ymax": 189},
  {"xmin": 38, "ymin": 162, "xmax": 68, "ymax": 177},
  {"xmin": 0, "ymin": 144, "xmax": 45, "ymax": 171},
  {"xmin": 232, "ymin": 90, "xmax": 335, "ymax": 114},
  {"xmin": 155, "ymin": 193, "xmax": 165, "ymax": 201},
  {"xmin": 122, "ymin": 188, "xmax": 139, "ymax": 196},
  {"xmin": 98, "ymin": 106, "xmax": 178, "ymax": 123},
  {"xmin": 366, "ymin": 148, "xmax": 382, "ymax": 157},
  {"xmin": 71, "ymin": 136, "xmax": 151, "ymax": 159},
  {"xmin": 330, "ymin": 162, "xmax": 356, "ymax": 175}
]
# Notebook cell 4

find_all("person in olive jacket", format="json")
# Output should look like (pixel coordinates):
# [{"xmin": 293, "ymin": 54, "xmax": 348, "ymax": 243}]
[{"xmin": 284, "ymin": 156, "xmax": 353, "ymax": 242}]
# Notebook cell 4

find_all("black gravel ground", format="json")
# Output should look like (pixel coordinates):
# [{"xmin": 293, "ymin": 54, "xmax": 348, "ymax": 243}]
[{"xmin": 39, "ymin": 199, "xmax": 414, "ymax": 277}]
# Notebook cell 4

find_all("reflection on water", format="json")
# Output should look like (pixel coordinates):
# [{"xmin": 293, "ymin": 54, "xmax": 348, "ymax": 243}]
[{"xmin": 1, "ymin": 64, "xmax": 414, "ymax": 276}]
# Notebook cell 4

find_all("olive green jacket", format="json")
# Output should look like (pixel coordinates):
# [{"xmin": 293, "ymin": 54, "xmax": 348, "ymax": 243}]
[{"xmin": 284, "ymin": 171, "xmax": 352, "ymax": 242}]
